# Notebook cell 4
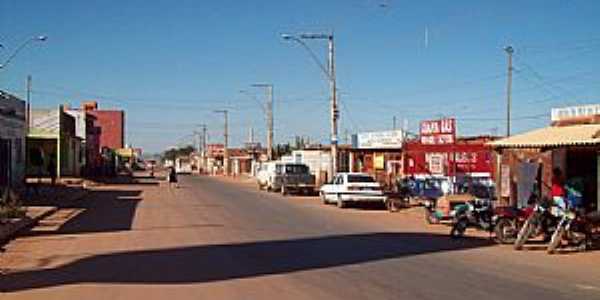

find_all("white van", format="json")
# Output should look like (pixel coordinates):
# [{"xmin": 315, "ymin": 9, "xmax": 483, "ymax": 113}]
[{"xmin": 175, "ymin": 157, "xmax": 192, "ymax": 174}]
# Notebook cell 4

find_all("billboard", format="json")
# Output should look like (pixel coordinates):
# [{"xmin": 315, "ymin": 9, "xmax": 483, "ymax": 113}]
[
  {"xmin": 551, "ymin": 104, "xmax": 600, "ymax": 122},
  {"xmin": 420, "ymin": 118, "xmax": 456, "ymax": 145},
  {"xmin": 355, "ymin": 130, "xmax": 403, "ymax": 149}
]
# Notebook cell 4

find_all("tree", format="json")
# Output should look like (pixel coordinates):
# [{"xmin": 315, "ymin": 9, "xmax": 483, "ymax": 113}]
[{"xmin": 162, "ymin": 145, "xmax": 196, "ymax": 162}]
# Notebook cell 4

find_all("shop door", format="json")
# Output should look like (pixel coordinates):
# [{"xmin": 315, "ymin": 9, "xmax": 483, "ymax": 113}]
[{"xmin": 0, "ymin": 139, "xmax": 11, "ymax": 188}]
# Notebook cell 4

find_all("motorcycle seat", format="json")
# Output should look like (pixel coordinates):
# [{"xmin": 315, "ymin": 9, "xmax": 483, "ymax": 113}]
[{"xmin": 586, "ymin": 211, "xmax": 600, "ymax": 223}]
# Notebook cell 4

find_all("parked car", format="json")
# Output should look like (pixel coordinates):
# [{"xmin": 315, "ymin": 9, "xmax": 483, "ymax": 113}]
[
  {"xmin": 257, "ymin": 162, "xmax": 315, "ymax": 195},
  {"xmin": 256, "ymin": 162, "xmax": 276, "ymax": 190},
  {"xmin": 320, "ymin": 173, "xmax": 387, "ymax": 208}
]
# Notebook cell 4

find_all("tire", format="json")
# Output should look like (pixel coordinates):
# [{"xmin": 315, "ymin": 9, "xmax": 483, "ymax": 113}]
[
  {"xmin": 450, "ymin": 219, "xmax": 468, "ymax": 238},
  {"xmin": 320, "ymin": 192, "xmax": 329, "ymax": 204},
  {"xmin": 547, "ymin": 225, "xmax": 565, "ymax": 254},
  {"xmin": 494, "ymin": 218, "xmax": 518, "ymax": 244},
  {"xmin": 425, "ymin": 209, "xmax": 440, "ymax": 224},
  {"xmin": 387, "ymin": 199, "xmax": 399, "ymax": 213},
  {"xmin": 337, "ymin": 195, "xmax": 346, "ymax": 208},
  {"xmin": 514, "ymin": 217, "xmax": 535, "ymax": 250}
]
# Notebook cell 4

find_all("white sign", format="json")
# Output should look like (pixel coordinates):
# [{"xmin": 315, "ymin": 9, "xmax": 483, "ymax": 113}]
[
  {"xmin": 551, "ymin": 104, "xmax": 600, "ymax": 122},
  {"xmin": 357, "ymin": 130, "xmax": 403, "ymax": 149}
]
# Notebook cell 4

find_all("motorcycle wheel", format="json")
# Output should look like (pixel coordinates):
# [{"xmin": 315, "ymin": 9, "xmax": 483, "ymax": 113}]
[
  {"xmin": 450, "ymin": 219, "xmax": 468, "ymax": 238},
  {"xmin": 547, "ymin": 226, "xmax": 565, "ymax": 254},
  {"xmin": 514, "ymin": 217, "xmax": 535, "ymax": 250},
  {"xmin": 494, "ymin": 218, "xmax": 517, "ymax": 244},
  {"xmin": 425, "ymin": 209, "xmax": 440, "ymax": 224},
  {"xmin": 387, "ymin": 199, "xmax": 399, "ymax": 213}
]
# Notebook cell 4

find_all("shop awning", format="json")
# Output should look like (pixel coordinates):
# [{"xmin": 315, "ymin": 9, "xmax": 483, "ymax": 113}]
[{"xmin": 488, "ymin": 124, "xmax": 600, "ymax": 149}]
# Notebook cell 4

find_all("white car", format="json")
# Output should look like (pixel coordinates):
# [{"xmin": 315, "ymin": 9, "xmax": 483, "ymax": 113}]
[{"xmin": 319, "ymin": 173, "xmax": 387, "ymax": 208}]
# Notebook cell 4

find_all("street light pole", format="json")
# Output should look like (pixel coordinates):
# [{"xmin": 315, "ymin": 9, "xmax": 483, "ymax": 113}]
[
  {"xmin": 251, "ymin": 83, "xmax": 274, "ymax": 161},
  {"xmin": 281, "ymin": 32, "xmax": 339, "ymax": 178},
  {"xmin": 328, "ymin": 34, "xmax": 339, "ymax": 177},
  {"xmin": 214, "ymin": 110, "xmax": 229, "ymax": 175}
]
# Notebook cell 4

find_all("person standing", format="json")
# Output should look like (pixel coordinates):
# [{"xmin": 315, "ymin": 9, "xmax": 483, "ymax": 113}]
[
  {"xmin": 47, "ymin": 159, "xmax": 57, "ymax": 186},
  {"xmin": 168, "ymin": 167, "xmax": 178, "ymax": 188}
]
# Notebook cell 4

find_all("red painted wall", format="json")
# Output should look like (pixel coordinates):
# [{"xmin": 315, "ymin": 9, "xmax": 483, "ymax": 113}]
[
  {"xmin": 88, "ymin": 110, "xmax": 125, "ymax": 150},
  {"xmin": 403, "ymin": 137, "xmax": 495, "ymax": 178}
]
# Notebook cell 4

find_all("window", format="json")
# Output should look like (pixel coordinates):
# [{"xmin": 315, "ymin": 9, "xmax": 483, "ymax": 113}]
[
  {"xmin": 347, "ymin": 174, "xmax": 375, "ymax": 183},
  {"xmin": 284, "ymin": 164, "xmax": 308, "ymax": 174}
]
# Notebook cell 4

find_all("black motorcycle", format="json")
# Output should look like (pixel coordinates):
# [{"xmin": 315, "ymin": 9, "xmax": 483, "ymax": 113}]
[{"xmin": 450, "ymin": 199, "xmax": 494, "ymax": 238}]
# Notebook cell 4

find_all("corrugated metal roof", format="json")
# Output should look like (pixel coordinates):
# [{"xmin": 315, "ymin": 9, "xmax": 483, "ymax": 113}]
[{"xmin": 488, "ymin": 124, "xmax": 600, "ymax": 148}]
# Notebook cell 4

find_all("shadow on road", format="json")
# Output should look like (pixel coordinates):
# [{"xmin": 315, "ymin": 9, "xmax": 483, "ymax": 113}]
[{"xmin": 0, "ymin": 232, "xmax": 494, "ymax": 292}]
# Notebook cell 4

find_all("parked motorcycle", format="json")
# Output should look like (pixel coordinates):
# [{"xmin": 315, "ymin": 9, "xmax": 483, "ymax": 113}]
[
  {"xmin": 547, "ymin": 208, "xmax": 600, "ymax": 254},
  {"xmin": 514, "ymin": 197, "xmax": 559, "ymax": 250},
  {"xmin": 450, "ymin": 199, "xmax": 494, "ymax": 238},
  {"xmin": 492, "ymin": 206, "xmax": 534, "ymax": 244}
]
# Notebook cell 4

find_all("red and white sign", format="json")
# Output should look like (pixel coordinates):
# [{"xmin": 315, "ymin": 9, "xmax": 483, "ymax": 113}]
[
  {"xmin": 420, "ymin": 118, "xmax": 456, "ymax": 145},
  {"xmin": 207, "ymin": 144, "xmax": 225, "ymax": 157}
]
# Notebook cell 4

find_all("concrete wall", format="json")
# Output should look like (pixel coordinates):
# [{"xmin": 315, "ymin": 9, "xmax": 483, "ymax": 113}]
[{"xmin": 88, "ymin": 110, "xmax": 125, "ymax": 150}]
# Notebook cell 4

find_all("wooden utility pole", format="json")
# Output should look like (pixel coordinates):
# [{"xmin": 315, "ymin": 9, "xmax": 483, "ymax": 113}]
[{"xmin": 505, "ymin": 46, "xmax": 514, "ymax": 137}]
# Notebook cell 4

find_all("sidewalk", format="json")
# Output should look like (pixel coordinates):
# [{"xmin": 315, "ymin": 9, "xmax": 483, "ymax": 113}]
[{"xmin": 1, "ymin": 181, "xmax": 90, "ymax": 245}]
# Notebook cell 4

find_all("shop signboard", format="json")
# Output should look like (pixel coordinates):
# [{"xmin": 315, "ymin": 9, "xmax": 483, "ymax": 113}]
[
  {"xmin": 207, "ymin": 144, "xmax": 225, "ymax": 157},
  {"xmin": 551, "ymin": 104, "xmax": 600, "ymax": 122},
  {"xmin": 356, "ymin": 130, "xmax": 403, "ymax": 149},
  {"xmin": 420, "ymin": 118, "xmax": 456, "ymax": 145}
]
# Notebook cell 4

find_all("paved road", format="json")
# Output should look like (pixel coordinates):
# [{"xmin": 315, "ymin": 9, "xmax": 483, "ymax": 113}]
[{"xmin": 1, "ymin": 174, "xmax": 600, "ymax": 299}]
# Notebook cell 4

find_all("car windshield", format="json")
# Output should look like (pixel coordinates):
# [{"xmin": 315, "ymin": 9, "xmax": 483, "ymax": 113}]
[{"xmin": 347, "ymin": 175, "xmax": 375, "ymax": 183}]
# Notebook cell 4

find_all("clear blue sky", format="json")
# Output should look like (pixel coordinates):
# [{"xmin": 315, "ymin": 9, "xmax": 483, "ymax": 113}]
[{"xmin": 2, "ymin": 0, "xmax": 599, "ymax": 153}]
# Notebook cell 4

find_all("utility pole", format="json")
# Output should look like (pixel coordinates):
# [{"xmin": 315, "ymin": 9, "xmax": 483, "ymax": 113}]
[
  {"xmin": 280, "ymin": 32, "xmax": 338, "ymax": 178},
  {"xmin": 504, "ymin": 46, "xmax": 514, "ymax": 137},
  {"xmin": 199, "ymin": 124, "xmax": 207, "ymax": 174},
  {"xmin": 393, "ymin": 116, "xmax": 397, "ymax": 130},
  {"xmin": 26, "ymin": 75, "xmax": 32, "ymax": 132},
  {"xmin": 328, "ymin": 34, "xmax": 339, "ymax": 178},
  {"xmin": 251, "ymin": 84, "xmax": 274, "ymax": 160},
  {"xmin": 214, "ymin": 110, "xmax": 228, "ymax": 175}
]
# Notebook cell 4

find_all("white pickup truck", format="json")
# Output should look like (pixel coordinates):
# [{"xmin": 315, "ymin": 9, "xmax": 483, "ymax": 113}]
[
  {"xmin": 320, "ymin": 173, "xmax": 387, "ymax": 208},
  {"xmin": 256, "ymin": 162, "xmax": 315, "ymax": 195}
]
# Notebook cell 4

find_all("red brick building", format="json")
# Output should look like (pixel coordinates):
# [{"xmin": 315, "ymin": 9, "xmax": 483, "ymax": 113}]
[{"xmin": 84, "ymin": 101, "xmax": 125, "ymax": 150}]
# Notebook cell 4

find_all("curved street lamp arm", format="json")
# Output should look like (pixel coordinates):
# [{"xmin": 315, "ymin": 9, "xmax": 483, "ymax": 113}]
[
  {"xmin": 288, "ymin": 37, "xmax": 332, "ymax": 81},
  {"xmin": 0, "ymin": 37, "xmax": 46, "ymax": 69},
  {"xmin": 239, "ymin": 89, "xmax": 266, "ymax": 114}
]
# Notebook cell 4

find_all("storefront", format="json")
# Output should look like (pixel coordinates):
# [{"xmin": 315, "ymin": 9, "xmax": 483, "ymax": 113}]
[
  {"xmin": 27, "ymin": 106, "xmax": 82, "ymax": 178},
  {"xmin": 0, "ymin": 91, "xmax": 26, "ymax": 189},
  {"xmin": 489, "ymin": 124, "xmax": 600, "ymax": 211},
  {"xmin": 350, "ymin": 130, "xmax": 404, "ymax": 189}
]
